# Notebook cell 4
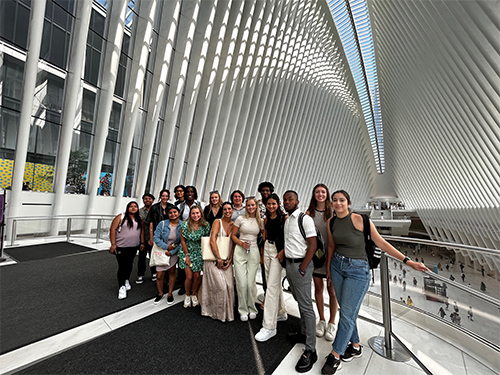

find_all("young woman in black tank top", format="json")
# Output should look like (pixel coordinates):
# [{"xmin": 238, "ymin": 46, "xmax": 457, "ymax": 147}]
[
  {"xmin": 254, "ymin": 194, "xmax": 288, "ymax": 342},
  {"xmin": 321, "ymin": 190, "xmax": 429, "ymax": 374}
]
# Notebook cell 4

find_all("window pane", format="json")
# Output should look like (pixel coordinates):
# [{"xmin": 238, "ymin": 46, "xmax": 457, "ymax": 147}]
[
  {"xmin": 0, "ymin": 0, "xmax": 16, "ymax": 43},
  {"xmin": 50, "ymin": 24, "xmax": 67, "ymax": 68},
  {"xmin": 14, "ymin": 2, "xmax": 30, "ymax": 49}
]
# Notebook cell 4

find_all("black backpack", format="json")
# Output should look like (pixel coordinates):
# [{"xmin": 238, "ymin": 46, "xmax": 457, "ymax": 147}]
[
  {"xmin": 329, "ymin": 213, "xmax": 381, "ymax": 269},
  {"xmin": 298, "ymin": 213, "xmax": 325, "ymax": 269}
]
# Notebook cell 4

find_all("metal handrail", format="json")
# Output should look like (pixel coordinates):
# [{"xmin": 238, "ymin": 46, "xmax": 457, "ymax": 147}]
[
  {"xmin": 7, "ymin": 215, "xmax": 115, "ymax": 247},
  {"xmin": 6, "ymin": 214, "xmax": 116, "ymax": 221},
  {"xmin": 383, "ymin": 235, "xmax": 500, "ymax": 255}
]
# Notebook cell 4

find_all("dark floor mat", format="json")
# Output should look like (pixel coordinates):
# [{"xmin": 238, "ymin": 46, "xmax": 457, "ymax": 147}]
[
  {"xmin": 0, "ymin": 250, "xmax": 161, "ymax": 354},
  {"xmin": 4, "ymin": 242, "xmax": 96, "ymax": 262},
  {"xmin": 18, "ymin": 302, "xmax": 298, "ymax": 374}
]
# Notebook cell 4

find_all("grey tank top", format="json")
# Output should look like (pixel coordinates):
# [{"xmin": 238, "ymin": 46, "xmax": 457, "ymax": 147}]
[{"xmin": 332, "ymin": 212, "xmax": 366, "ymax": 259}]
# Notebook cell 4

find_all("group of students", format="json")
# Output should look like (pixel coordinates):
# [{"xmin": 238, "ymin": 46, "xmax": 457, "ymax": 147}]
[{"xmin": 109, "ymin": 182, "xmax": 428, "ymax": 375}]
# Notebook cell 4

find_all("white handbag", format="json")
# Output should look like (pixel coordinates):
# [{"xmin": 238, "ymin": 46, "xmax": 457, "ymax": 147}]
[
  {"xmin": 149, "ymin": 222, "xmax": 171, "ymax": 267},
  {"xmin": 201, "ymin": 236, "xmax": 230, "ymax": 261}
]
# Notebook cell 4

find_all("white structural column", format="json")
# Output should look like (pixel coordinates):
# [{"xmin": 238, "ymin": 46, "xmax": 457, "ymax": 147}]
[
  {"xmin": 169, "ymin": 0, "xmax": 218, "ymax": 187},
  {"xmin": 134, "ymin": 0, "xmax": 181, "ymax": 198},
  {"xmin": 51, "ymin": 0, "xmax": 93, "ymax": 231},
  {"xmin": 222, "ymin": 1, "xmax": 276, "ymax": 196},
  {"xmin": 197, "ymin": 0, "xmax": 257, "ymax": 198},
  {"xmin": 112, "ymin": 0, "xmax": 157, "ymax": 213},
  {"xmin": 240, "ymin": 0, "xmax": 294, "ymax": 193},
  {"xmin": 151, "ymin": 0, "xmax": 202, "ymax": 194},
  {"xmin": 9, "ymin": 0, "xmax": 47, "ymax": 220},
  {"xmin": 214, "ymin": 0, "xmax": 270, "ymax": 197},
  {"xmin": 182, "ymin": 0, "xmax": 233, "ymax": 187},
  {"xmin": 233, "ymin": 0, "xmax": 284, "ymax": 193},
  {"xmin": 85, "ymin": 0, "xmax": 127, "ymax": 222}
]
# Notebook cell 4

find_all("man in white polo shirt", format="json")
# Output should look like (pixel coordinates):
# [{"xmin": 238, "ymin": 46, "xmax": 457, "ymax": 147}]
[{"xmin": 283, "ymin": 190, "xmax": 318, "ymax": 373}]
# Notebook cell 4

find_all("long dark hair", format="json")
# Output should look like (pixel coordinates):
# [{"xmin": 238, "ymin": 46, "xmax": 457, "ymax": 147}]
[
  {"xmin": 122, "ymin": 201, "xmax": 142, "ymax": 228},
  {"xmin": 307, "ymin": 183, "xmax": 332, "ymax": 221},
  {"xmin": 266, "ymin": 193, "xmax": 284, "ymax": 222}
]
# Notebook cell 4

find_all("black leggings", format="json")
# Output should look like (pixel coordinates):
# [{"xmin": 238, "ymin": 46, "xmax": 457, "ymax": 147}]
[
  {"xmin": 116, "ymin": 246, "xmax": 138, "ymax": 287},
  {"xmin": 137, "ymin": 243, "xmax": 156, "ymax": 276}
]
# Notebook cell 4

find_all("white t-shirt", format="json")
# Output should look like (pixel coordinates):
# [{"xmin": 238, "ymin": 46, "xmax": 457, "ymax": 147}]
[
  {"xmin": 234, "ymin": 216, "xmax": 262, "ymax": 247},
  {"xmin": 284, "ymin": 209, "xmax": 316, "ymax": 258}
]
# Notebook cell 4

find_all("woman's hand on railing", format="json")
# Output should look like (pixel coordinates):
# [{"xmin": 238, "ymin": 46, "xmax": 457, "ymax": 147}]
[{"xmin": 409, "ymin": 260, "xmax": 429, "ymax": 272}]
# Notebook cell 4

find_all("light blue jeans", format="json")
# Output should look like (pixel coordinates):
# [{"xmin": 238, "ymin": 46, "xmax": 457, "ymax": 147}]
[{"xmin": 330, "ymin": 252, "xmax": 370, "ymax": 355}]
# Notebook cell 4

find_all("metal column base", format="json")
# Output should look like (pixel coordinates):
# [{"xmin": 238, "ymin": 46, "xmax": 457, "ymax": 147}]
[{"xmin": 368, "ymin": 336, "xmax": 411, "ymax": 362}]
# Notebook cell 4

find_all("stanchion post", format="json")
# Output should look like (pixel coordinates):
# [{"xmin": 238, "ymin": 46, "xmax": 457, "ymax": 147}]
[
  {"xmin": 11, "ymin": 219, "xmax": 17, "ymax": 247},
  {"xmin": 368, "ymin": 252, "xmax": 410, "ymax": 362},
  {"xmin": 66, "ymin": 218, "xmax": 72, "ymax": 242},
  {"xmin": 95, "ymin": 218, "xmax": 102, "ymax": 244}
]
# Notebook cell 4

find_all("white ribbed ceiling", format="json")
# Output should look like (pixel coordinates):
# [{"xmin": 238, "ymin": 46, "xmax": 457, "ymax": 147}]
[{"xmin": 368, "ymin": 0, "xmax": 500, "ymax": 259}]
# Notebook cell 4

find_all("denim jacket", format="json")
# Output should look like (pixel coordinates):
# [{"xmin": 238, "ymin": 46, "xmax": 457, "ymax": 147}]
[{"xmin": 153, "ymin": 220, "xmax": 182, "ymax": 255}]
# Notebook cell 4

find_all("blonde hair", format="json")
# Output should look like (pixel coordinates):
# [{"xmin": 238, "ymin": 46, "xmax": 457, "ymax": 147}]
[
  {"xmin": 209, "ymin": 191, "xmax": 223, "ymax": 209},
  {"xmin": 243, "ymin": 198, "xmax": 262, "ymax": 229},
  {"xmin": 187, "ymin": 206, "xmax": 209, "ymax": 232}
]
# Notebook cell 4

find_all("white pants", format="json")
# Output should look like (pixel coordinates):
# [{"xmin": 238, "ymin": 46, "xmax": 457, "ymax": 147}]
[
  {"xmin": 262, "ymin": 241, "xmax": 287, "ymax": 330},
  {"xmin": 233, "ymin": 245, "xmax": 260, "ymax": 316}
]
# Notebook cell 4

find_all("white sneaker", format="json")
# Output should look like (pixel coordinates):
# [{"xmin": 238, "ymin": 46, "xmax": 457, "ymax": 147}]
[
  {"xmin": 255, "ymin": 328, "xmax": 277, "ymax": 342},
  {"xmin": 191, "ymin": 295, "xmax": 199, "ymax": 307},
  {"xmin": 135, "ymin": 276, "xmax": 144, "ymax": 284},
  {"xmin": 249, "ymin": 312, "xmax": 257, "ymax": 320},
  {"xmin": 324, "ymin": 322, "xmax": 336, "ymax": 341},
  {"xmin": 125, "ymin": 280, "xmax": 131, "ymax": 291},
  {"xmin": 184, "ymin": 295, "xmax": 191, "ymax": 308},
  {"xmin": 240, "ymin": 314, "xmax": 249, "ymax": 322},
  {"xmin": 277, "ymin": 313, "xmax": 288, "ymax": 322},
  {"xmin": 316, "ymin": 320, "xmax": 326, "ymax": 337},
  {"xmin": 118, "ymin": 286, "xmax": 127, "ymax": 299}
]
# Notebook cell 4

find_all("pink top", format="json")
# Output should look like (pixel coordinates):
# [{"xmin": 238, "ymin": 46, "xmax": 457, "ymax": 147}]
[{"xmin": 116, "ymin": 218, "xmax": 141, "ymax": 247}]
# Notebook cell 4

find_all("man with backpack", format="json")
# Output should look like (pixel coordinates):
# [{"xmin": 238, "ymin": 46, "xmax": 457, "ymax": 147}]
[{"xmin": 282, "ymin": 191, "xmax": 318, "ymax": 373}]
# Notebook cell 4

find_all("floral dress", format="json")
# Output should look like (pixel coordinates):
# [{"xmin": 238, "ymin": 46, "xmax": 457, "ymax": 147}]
[{"xmin": 179, "ymin": 221, "xmax": 210, "ymax": 272}]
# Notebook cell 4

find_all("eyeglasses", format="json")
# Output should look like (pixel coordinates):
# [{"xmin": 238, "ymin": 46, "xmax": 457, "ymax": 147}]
[
  {"xmin": 246, "ymin": 196, "xmax": 256, "ymax": 200},
  {"xmin": 209, "ymin": 190, "xmax": 219, "ymax": 194}
]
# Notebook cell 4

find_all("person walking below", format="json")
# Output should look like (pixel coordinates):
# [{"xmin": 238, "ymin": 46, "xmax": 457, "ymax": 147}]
[
  {"xmin": 255, "ymin": 194, "xmax": 288, "ymax": 342},
  {"xmin": 282, "ymin": 191, "xmax": 318, "ymax": 373},
  {"xmin": 305, "ymin": 183, "xmax": 338, "ymax": 342},
  {"xmin": 109, "ymin": 202, "xmax": 145, "ymax": 300},
  {"xmin": 322, "ymin": 190, "xmax": 428, "ymax": 375}
]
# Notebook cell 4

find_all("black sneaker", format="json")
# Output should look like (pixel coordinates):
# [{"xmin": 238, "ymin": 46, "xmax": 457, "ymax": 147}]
[
  {"xmin": 341, "ymin": 343, "xmax": 362, "ymax": 362},
  {"xmin": 178, "ymin": 287, "xmax": 186, "ymax": 296},
  {"xmin": 153, "ymin": 295, "xmax": 163, "ymax": 305},
  {"xmin": 321, "ymin": 353, "xmax": 342, "ymax": 374},
  {"xmin": 167, "ymin": 295, "xmax": 174, "ymax": 304},
  {"xmin": 295, "ymin": 349, "xmax": 317, "ymax": 373}
]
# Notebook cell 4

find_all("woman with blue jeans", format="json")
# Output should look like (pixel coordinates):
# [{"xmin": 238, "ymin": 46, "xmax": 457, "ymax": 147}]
[{"xmin": 322, "ymin": 190, "xmax": 428, "ymax": 375}]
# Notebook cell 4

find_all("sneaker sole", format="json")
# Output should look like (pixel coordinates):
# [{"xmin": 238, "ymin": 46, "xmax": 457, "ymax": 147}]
[
  {"xmin": 255, "ymin": 332, "xmax": 277, "ymax": 342},
  {"xmin": 341, "ymin": 353, "xmax": 362, "ymax": 362}
]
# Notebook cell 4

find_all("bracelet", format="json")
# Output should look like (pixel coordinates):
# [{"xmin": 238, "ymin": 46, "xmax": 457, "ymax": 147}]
[
  {"xmin": 298, "ymin": 266, "xmax": 305, "ymax": 275},
  {"xmin": 403, "ymin": 256, "xmax": 410, "ymax": 264}
]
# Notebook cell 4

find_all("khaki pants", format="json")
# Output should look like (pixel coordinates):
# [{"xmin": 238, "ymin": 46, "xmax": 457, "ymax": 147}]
[{"xmin": 233, "ymin": 245, "xmax": 260, "ymax": 316}]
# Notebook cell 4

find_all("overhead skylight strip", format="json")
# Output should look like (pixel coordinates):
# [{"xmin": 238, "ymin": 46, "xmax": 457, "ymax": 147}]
[{"xmin": 327, "ymin": 0, "xmax": 385, "ymax": 173}]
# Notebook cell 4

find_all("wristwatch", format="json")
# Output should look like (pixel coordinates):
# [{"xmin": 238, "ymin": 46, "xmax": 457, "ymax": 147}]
[{"xmin": 403, "ymin": 256, "xmax": 410, "ymax": 264}]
